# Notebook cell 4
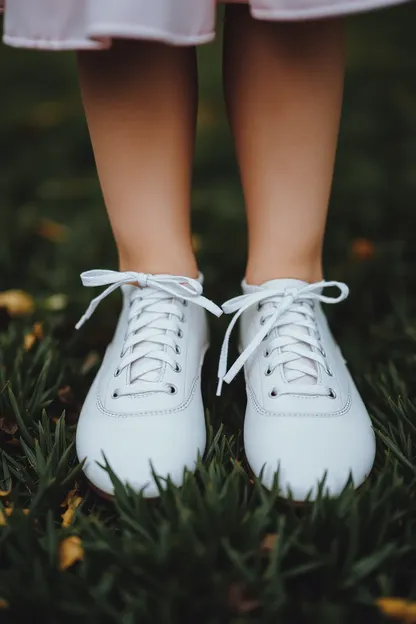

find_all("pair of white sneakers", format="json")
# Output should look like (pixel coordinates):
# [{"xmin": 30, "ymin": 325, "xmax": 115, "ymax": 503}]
[{"xmin": 75, "ymin": 269, "xmax": 376, "ymax": 501}]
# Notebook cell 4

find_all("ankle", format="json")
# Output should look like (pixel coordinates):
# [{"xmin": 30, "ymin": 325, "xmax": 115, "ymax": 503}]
[
  {"xmin": 118, "ymin": 253, "xmax": 199, "ymax": 279},
  {"xmin": 245, "ymin": 263, "xmax": 323, "ymax": 286}
]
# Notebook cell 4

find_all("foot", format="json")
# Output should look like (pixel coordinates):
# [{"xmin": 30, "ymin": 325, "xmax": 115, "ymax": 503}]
[
  {"xmin": 75, "ymin": 269, "xmax": 222, "ymax": 497},
  {"xmin": 218, "ymin": 278, "xmax": 376, "ymax": 501}
]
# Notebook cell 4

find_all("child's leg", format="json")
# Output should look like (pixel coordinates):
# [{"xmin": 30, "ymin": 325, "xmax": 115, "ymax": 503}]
[
  {"xmin": 223, "ymin": 6, "xmax": 344, "ymax": 284},
  {"xmin": 77, "ymin": 40, "xmax": 198, "ymax": 277}
]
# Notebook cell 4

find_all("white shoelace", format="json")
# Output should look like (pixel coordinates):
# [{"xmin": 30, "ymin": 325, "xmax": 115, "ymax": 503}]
[
  {"xmin": 76, "ymin": 270, "xmax": 222, "ymax": 396},
  {"xmin": 217, "ymin": 281, "xmax": 349, "ymax": 397}
]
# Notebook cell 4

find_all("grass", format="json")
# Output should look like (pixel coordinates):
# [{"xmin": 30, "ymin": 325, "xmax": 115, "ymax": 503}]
[{"xmin": 1, "ymin": 5, "xmax": 416, "ymax": 622}]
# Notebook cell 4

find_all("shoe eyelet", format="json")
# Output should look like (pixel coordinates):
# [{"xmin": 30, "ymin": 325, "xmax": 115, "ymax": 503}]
[
  {"xmin": 177, "ymin": 328, "xmax": 183, "ymax": 338},
  {"xmin": 112, "ymin": 390, "xmax": 120, "ymax": 399},
  {"xmin": 175, "ymin": 344, "xmax": 181, "ymax": 355},
  {"xmin": 262, "ymin": 333, "xmax": 269, "ymax": 342},
  {"xmin": 269, "ymin": 388, "xmax": 278, "ymax": 398},
  {"xmin": 264, "ymin": 350, "xmax": 270, "ymax": 358},
  {"xmin": 180, "ymin": 314, "xmax": 186, "ymax": 323},
  {"xmin": 257, "ymin": 302, "xmax": 262, "ymax": 311},
  {"xmin": 260, "ymin": 317, "xmax": 266, "ymax": 326},
  {"xmin": 174, "ymin": 362, "xmax": 181, "ymax": 373},
  {"xmin": 326, "ymin": 367, "xmax": 333, "ymax": 377},
  {"xmin": 114, "ymin": 368, "xmax": 121, "ymax": 377},
  {"xmin": 320, "ymin": 347, "xmax": 326, "ymax": 357},
  {"xmin": 328, "ymin": 388, "xmax": 337, "ymax": 399},
  {"xmin": 265, "ymin": 367, "xmax": 273, "ymax": 377},
  {"xmin": 168, "ymin": 384, "xmax": 177, "ymax": 395},
  {"xmin": 183, "ymin": 300, "xmax": 188, "ymax": 307}
]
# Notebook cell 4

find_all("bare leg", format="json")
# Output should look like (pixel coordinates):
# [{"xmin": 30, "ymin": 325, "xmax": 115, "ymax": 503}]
[
  {"xmin": 223, "ymin": 6, "xmax": 345, "ymax": 284},
  {"xmin": 78, "ymin": 40, "xmax": 198, "ymax": 277}
]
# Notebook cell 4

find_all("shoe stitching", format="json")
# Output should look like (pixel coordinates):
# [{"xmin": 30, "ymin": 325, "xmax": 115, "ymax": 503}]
[
  {"xmin": 96, "ymin": 374, "xmax": 200, "ymax": 419},
  {"xmin": 246, "ymin": 378, "xmax": 352, "ymax": 418}
]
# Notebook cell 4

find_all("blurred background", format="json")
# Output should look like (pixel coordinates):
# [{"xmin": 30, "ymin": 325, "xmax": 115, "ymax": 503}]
[{"xmin": 1, "ymin": 4, "xmax": 416, "ymax": 412}]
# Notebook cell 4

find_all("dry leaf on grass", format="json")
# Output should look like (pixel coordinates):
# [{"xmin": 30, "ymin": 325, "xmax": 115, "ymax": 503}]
[
  {"xmin": 377, "ymin": 598, "xmax": 416, "ymax": 623},
  {"xmin": 58, "ymin": 386, "xmax": 75, "ymax": 404},
  {"xmin": 0, "ymin": 598, "xmax": 8, "ymax": 609},
  {"xmin": 0, "ymin": 416, "xmax": 18, "ymax": 436},
  {"xmin": 61, "ymin": 485, "xmax": 82, "ymax": 527},
  {"xmin": 0, "ymin": 507, "xmax": 29, "ymax": 526},
  {"xmin": 0, "ymin": 487, "xmax": 12, "ymax": 498},
  {"xmin": 227, "ymin": 582, "xmax": 259, "ymax": 615},
  {"xmin": 58, "ymin": 536, "xmax": 84, "ymax": 571},
  {"xmin": 260, "ymin": 533, "xmax": 279, "ymax": 553},
  {"xmin": 0, "ymin": 290, "xmax": 35, "ymax": 316}
]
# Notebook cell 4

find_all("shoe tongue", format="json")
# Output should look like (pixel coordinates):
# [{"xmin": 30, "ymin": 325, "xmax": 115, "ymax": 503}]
[
  {"xmin": 123, "ymin": 285, "xmax": 171, "ymax": 384},
  {"xmin": 245, "ymin": 278, "xmax": 317, "ymax": 386}
]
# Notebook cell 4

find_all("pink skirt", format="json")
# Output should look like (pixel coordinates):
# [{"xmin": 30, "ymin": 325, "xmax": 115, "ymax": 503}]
[{"xmin": 1, "ymin": 0, "xmax": 409, "ymax": 50}]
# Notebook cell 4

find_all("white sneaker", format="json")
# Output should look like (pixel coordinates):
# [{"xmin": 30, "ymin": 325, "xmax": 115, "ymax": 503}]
[
  {"xmin": 75, "ymin": 269, "xmax": 222, "ymax": 497},
  {"xmin": 218, "ymin": 278, "xmax": 376, "ymax": 501}
]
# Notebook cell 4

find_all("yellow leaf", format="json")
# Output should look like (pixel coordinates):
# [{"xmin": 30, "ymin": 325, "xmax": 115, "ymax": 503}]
[
  {"xmin": 0, "ymin": 507, "xmax": 29, "ymax": 526},
  {"xmin": 58, "ymin": 536, "xmax": 84, "ymax": 571},
  {"xmin": 0, "ymin": 290, "xmax": 35, "ymax": 316},
  {"xmin": 23, "ymin": 333, "xmax": 36, "ymax": 351},
  {"xmin": 0, "ymin": 487, "xmax": 11, "ymax": 498},
  {"xmin": 61, "ymin": 486, "xmax": 82, "ymax": 528},
  {"xmin": 0, "ymin": 598, "xmax": 8, "ymax": 609},
  {"xmin": 377, "ymin": 598, "xmax": 416, "ymax": 622},
  {"xmin": 32, "ymin": 322, "xmax": 44, "ymax": 339},
  {"xmin": 24, "ymin": 322, "xmax": 44, "ymax": 351}
]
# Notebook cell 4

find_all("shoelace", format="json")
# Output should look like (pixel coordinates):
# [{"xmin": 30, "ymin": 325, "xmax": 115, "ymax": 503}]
[
  {"xmin": 217, "ymin": 281, "xmax": 349, "ymax": 397},
  {"xmin": 76, "ymin": 270, "xmax": 222, "ymax": 396}
]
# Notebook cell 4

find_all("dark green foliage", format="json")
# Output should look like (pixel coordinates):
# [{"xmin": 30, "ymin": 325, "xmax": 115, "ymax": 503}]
[{"xmin": 1, "ymin": 5, "xmax": 416, "ymax": 623}]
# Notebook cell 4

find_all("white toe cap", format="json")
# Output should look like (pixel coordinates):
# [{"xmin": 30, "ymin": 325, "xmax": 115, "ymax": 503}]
[
  {"xmin": 76, "ymin": 395, "xmax": 206, "ymax": 497},
  {"xmin": 244, "ymin": 399, "xmax": 376, "ymax": 501}
]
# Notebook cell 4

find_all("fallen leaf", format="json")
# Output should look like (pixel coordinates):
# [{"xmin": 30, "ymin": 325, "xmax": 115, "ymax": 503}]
[
  {"xmin": 351, "ymin": 238, "xmax": 375, "ymax": 261},
  {"xmin": 58, "ymin": 536, "xmax": 84, "ymax": 571},
  {"xmin": 0, "ymin": 487, "xmax": 11, "ymax": 498},
  {"xmin": 0, "ymin": 507, "xmax": 29, "ymax": 526},
  {"xmin": 227, "ymin": 583, "xmax": 259, "ymax": 615},
  {"xmin": 0, "ymin": 416, "xmax": 18, "ymax": 436},
  {"xmin": 33, "ymin": 322, "xmax": 44, "ymax": 339},
  {"xmin": 0, "ymin": 290, "xmax": 35, "ymax": 316},
  {"xmin": 43, "ymin": 293, "xmax": 68, "ymax": 311},
  {"xmin": 58, "ymin": 386, "xmax": 75, "ymax": 404},
  {"xmin": 23, "ymin": 333, "xmax": 36, "ymax": 351},
  {"xmin": 261, "ymin": 533, "xmax": 278, "ymax": 553},
  {"xmin": 61, "ymin": 485, "xmax": 82, "ymax": 527},
  {"xmin": 23, "ymin": 323, "xmax": 44, "ymax": 351},
  {"xmin": 0, "ymin": 598, "xmax": 8, "ymax": 609},
  {"xmin": 36, "ymin": 218, "xmax": 68, "ymax": 243},
  {"xmin": 377, "ymin": 598, "xmax": 416, "ymax": 623}
]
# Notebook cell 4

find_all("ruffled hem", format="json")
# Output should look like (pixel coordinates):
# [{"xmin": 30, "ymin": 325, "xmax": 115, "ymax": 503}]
[{"xmin": 1, "ymin": 0, "xmax": 411, "ymax": 51}]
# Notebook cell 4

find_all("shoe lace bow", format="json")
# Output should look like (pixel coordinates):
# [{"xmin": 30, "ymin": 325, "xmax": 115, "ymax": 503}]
[
  {"xmin": 76, "ymin": 270, "xmax": 222, "ymax": 396},
  {"xmin": 217, "ymin": 280, "xmax": 349, "ymax": 397}
]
